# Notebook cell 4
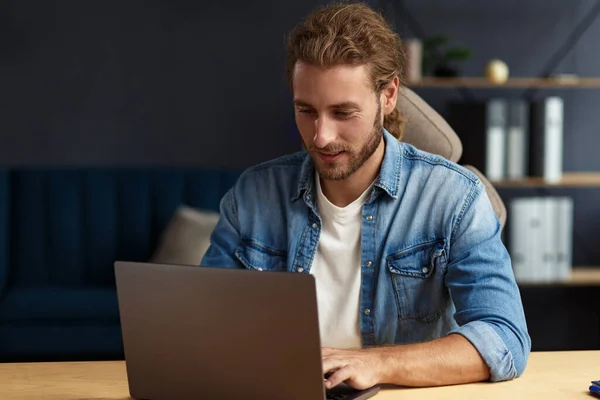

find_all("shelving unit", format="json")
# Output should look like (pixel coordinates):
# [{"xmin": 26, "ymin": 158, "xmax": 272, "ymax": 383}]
[
  {"xmin": 569, "ymin": 267, "xmax": 600, "ymax": 285},
  {"xmin": 518, "ymin": 267, "xmax": 600, "ymax": 286},
  {"xmin": 492, "ymin": 172, "xmax": 600, "ymax": 188},
  {"xmin": 389, "ymin": 0, "xmax": 600, "ymax": 353},
  {"xmin": 407, "ymin": 77, "xmax": 600, "ymax": 89}
]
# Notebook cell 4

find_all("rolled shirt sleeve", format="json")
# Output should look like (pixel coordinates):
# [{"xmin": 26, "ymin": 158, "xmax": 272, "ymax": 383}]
[{"xmin": 446, "ymin": 180, "xmax": 531, "ymax": 381}]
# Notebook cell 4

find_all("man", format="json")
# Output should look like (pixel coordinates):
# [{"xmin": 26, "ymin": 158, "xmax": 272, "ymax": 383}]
[{"xmin": 201, "ymin": 1, "xmax": 530, "ymax": 391}]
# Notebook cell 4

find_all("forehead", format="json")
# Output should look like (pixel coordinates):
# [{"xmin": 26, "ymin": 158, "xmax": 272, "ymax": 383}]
[{"xmin": 292, "ymin": 61, "xmax": 374, "ymax": 106}]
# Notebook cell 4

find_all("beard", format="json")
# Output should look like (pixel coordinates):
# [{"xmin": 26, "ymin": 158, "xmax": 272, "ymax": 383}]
[{"xmin": 308, "ymin": 99, "xmax": 383, "ymax": 181}]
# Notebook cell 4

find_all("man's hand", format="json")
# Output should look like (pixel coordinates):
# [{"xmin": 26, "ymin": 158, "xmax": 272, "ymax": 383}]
[
  {"xmin": 322, "ymin": 335, "xmax": 490, "ymax": 389},
  {"xmin": 321, "ymin": 347, "xmax": 386, "ymax": 390}
]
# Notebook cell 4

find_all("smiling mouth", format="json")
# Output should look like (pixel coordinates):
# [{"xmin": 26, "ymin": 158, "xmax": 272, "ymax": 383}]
[{"xmin": 317, "ymin": 151, "xmax": 344, "ymax": 162}]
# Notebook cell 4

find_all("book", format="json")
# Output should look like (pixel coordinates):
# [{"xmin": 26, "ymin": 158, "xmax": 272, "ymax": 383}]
[
  {"xmin": 529, "ymin": 97, "xmax": 564, "ymax": 183},
  {"xmin": 509, "ymin": 196, "xmax": 574, "ymax": 283},
  {"xmin": 506, "ymin": 99, "xmax": 529, "ymax": 179},
  {"xmin": 447, "ymin": 99, "xmax": 508, "ymax": 181}
]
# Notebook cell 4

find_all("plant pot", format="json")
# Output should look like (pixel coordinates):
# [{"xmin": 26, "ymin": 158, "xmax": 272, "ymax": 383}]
[{"xmin": 433, "ymin": 64, "xmax": 459, "ymax": 77}]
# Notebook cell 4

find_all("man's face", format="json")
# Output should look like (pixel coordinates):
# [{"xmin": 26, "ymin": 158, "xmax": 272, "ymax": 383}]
[{"xmin": 292, "ymin": 62, "xmax": 383, "ymax": 181}]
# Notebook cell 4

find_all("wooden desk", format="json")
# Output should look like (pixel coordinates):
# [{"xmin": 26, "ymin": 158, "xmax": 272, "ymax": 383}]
[{"xmin": 0, "ymin": 351, "xmax": 598, "ymax": 399}]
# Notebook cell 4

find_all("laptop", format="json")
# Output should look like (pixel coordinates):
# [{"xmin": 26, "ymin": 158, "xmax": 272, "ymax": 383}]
[{"xmin": 114, "ymin": 261, "xmax": 381, "ymax": 400}]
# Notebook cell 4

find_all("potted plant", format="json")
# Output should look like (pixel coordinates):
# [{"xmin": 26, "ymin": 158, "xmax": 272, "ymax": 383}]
[{"xmin": 421, "ymin": 34, "xmax": 472, "ymax": 77}]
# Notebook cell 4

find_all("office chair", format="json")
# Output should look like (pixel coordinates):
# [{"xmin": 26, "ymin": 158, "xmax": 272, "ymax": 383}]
[{"xmin": 397, "ymin": 87, "xmax": 507, "ymax": 229}]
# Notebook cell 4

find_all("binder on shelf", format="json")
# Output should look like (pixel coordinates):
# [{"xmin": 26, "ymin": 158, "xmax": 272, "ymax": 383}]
[
  {"xmin": 447, "ymin": 99, "xmax": 508, "ymax": 181},
  {"xmin": 506, "ymin": 99, "xmax": 529, "ymax": 179},
  {"xmin": 527, "ymin": 198, "xmax": 545, "ymax": 282},
  {"xmin": 509, "ymin": 198, "xmax": 530, "ymax": 282},
  {"xmin": 509, "ymin": 196, "xmax": 573, "ymax": 283},
  {"xmin": 541, "ymin": 197, "xmax": 557, "ymax": 282},
  {"xmin": 555, "ymin": 197, "xmax": 574, "ymax": 281},
  {"xmin": 529, "ymin": 96, "xmax": 564, "ymax": 183},
  {"xmin": 486, "ymin": 99, "xmax": 508, "ymax": 181}
]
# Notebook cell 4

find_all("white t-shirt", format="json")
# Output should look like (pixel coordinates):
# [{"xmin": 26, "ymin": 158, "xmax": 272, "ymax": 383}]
[{"xmin": 310, "ymin": 173, "xmax": 373, "ymax": 349}]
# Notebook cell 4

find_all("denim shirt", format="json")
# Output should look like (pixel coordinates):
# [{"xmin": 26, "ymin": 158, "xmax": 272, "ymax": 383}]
[{"xmin": 201, "ymin": 129, "xmax": 531, "ymax": 382}]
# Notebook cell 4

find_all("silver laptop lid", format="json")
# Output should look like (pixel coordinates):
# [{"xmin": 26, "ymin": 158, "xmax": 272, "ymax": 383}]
[{"xmin": 114, "ymin": 261, "xmax": 326, "ymax": 400}]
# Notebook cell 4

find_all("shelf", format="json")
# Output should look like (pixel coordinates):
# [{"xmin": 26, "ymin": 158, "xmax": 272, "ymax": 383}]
[
  {"xmin": 518, "ymin": 267, "xmax": 600, "ymax": 286},
  {"xmin": 407, "ymin": 77, "xmax": 600, "ymax": 88},
  {"xmin": 492, "ymin": 172, "xmax": 600, "ymax": 188},
  {"xmin": 570, "ymin": 267, "xmax": 600, "ymax": 285}
]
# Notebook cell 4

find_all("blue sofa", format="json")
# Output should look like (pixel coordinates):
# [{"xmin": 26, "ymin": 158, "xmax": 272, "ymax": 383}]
[{"xmin": 0, "ymin": 167, "xmax": 239, "ymax": 362}]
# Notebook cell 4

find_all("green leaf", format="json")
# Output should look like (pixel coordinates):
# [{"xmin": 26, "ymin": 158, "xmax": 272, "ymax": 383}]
[
  {"xmin": 422, "ymin": 34, "xmax": 449, "ymax": 48},
  {"xmin": 444, "ymin": 47, "xmax": 472, "ymax": 60}
]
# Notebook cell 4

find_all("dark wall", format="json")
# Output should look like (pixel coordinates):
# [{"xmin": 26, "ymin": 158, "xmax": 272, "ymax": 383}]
[
  {"xmin": 391, "ymin": 0, "xmax": 600, "ymax": 267},
  {"xmin": 1, "ymin": 0, "xmax": 599, "ymax": 264},
  {"xmin": 394, "ymin": 0, "xmax": 600, "ymax": 172},
  {"xmin": 1, "ymin": 0, "xmax": 599, "ymax": 352},
  {"xmin": 0, "ymin": 0, "xmax": 350, "ymax": 168}
]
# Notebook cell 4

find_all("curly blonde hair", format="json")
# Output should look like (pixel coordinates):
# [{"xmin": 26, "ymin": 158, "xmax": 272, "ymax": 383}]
[{"xmin": 285, "ymin": 2, "xmax": 407, "ymax": 139}]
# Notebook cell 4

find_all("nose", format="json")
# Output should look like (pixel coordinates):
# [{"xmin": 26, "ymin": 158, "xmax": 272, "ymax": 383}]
[{"xmin": 313, "ymin": 116, "xmax": 337, "ymax": 149}]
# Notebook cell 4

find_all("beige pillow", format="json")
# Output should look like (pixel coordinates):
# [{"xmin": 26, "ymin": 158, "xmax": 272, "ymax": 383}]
[{"xmin": 151, "ymin": 205, "xmax": 220, "ymax": 266}]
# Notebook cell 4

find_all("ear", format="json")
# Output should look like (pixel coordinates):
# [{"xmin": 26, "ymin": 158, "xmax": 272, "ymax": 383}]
[{"xmin": 380, "ymin": 76, "xmax": 399, "ymax": 116}]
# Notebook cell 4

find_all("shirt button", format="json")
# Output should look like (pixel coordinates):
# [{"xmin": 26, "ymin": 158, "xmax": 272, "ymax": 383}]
[
  {"xmin": 366, "ymin": 215, "xmax": 373, "ymax": 221},
  {"xmin": 422, "ymin": 267, "xmax": 429, "ymax": 274},
  {"xmin": 366, "ymin": 261, "xmax": 373, "ymax": 267},
  {"xmin": 306, "ymin": 194, "xmax": 312, "ymax": 200},
  {"xmin": 364, "ymin": 309, "xmax": 371, "ymax": 316},
  {"xmin": 298, "ymin": 267, "xmax": 304, "ymax": 273},
  {"xmin": 312, "ymin": 223, "xmax": 318, "ymax": 229}
]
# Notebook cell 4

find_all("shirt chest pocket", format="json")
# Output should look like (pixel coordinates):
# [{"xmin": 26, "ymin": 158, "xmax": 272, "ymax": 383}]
[
  {"xmin": 234, "ymin": 240, "xmax": 288, "ymax": 272},
  {"xmin": 386, "ymin": 239, "xmax": 449, "ymax": 323}
]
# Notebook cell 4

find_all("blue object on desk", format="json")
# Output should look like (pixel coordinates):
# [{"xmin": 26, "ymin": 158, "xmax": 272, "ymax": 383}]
[{"xmin": 590, "ymin": 383, "xmax": 600, "ymax": 398}]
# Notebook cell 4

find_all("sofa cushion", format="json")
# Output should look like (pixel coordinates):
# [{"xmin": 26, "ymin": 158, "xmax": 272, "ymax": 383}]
[
  {"xmin": 0, "ymin": 287, "xmax": 119, "ymax": 321},
  {"xmin": 0, "ymin": 167, "xmax": 240, "ymax": 362},
  {"xmin": 0, "ymin": 171, "xmax": 8, "ymax": 297},
  {"xmin": 8, "ymin": 168, "xmax": 240, "ymax": 289},
  {"xmin": 0, "ymin": 324, "xmax": 124, "ymax": 362},
  {"xmin": 151, "ymin": 205, "xmax": 220, "ymax": 266}
]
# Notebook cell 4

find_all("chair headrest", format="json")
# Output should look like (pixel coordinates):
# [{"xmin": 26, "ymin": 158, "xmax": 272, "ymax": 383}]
[
  {"xmin": 397, "ymin": 87, "xmax": 462, "ymax": 163},
  {"xmin": 395, "ymin": 88, "xmax": 507, "ymax": 229}
]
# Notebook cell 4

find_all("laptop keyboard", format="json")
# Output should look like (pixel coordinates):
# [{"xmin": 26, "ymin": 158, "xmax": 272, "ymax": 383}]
[
  {"xmin": 325, "ymin": 385, "xmax": 361, "ymax": 400},
  {"xmin": 326, "ymin": 391, "xmax": 351, "ymax": 400}
]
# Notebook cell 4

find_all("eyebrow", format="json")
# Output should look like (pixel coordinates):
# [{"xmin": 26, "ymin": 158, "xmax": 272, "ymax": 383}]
[{"xmin": 293, "ymin": 100, "xmax": 361, "ymax": 110}]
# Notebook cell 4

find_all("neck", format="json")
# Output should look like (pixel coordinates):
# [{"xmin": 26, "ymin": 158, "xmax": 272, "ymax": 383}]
[{"xmin": 320, "ymin": 139, "xmax": 385, "ymax": 207}]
